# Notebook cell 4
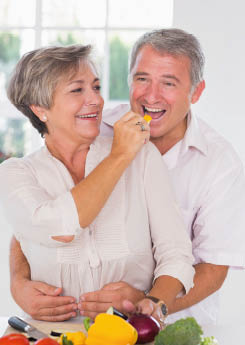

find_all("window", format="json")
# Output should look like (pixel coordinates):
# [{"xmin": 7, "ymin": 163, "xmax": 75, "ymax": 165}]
[{"xmin": 0, "ymin": 0, "xmax": 173, "ymax": 158}]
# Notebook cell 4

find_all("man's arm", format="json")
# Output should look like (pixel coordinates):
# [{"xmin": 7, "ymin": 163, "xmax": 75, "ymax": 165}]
[
  {"xmin": 78, "ymin": 276, "xmax": 183, "ymax": 320},
  {"xmin": 9, "ymin": 236, "xmax": 78, "ymax": 321},
  {"xmin": 169, "ymin": 263, "xmax": 228, "ymax": 313},
  {"xmin": 78, "ymin": 263, "xmax": 228, "ymax": 319}
]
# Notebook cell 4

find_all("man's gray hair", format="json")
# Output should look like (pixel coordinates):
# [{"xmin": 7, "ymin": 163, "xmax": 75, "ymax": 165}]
[
  {"xmin": 129, "ymin": 28, "xmax": 205, "ymax": 87},
  {"xmin": 7, "ymin": 44, "xmax": 93, "ymax": 137}
]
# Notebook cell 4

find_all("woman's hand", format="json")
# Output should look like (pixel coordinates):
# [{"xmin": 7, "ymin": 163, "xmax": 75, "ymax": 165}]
[{"xmin": 111, "ymin": 111, "xmax": 150, "ymax": 162}]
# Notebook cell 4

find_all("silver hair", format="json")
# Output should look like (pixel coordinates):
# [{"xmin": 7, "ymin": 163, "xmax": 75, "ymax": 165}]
[
  {"xmin": 7, "ymin": 44, "xmax": 94, "ymax": 137},
  {"xmin": 129, "ymin": 28, "xmax": 205, "ymax": 87}
]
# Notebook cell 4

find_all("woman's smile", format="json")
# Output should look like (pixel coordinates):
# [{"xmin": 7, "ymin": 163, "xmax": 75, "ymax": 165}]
[{"xmin": 75, "ymin": 112, "xmax": 99, "ymax": 120}]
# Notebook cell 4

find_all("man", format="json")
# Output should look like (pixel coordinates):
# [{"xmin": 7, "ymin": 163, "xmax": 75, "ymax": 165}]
[{"xmin": 10, "ymin": 28, "xmax": 245, "ymax": 324}]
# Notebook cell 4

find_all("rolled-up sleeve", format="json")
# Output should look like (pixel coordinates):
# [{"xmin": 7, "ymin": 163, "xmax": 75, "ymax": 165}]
[
  {"xmin": 0, "ymin": 157, "xmax": 82, "ymax": 247},
  {"xmin": 144, "ymin": 144, "xmax": 195, "ymax": 293},
  {"xmin": 192, "ymin": 155, "xmax": 245, "ymax": 268}
]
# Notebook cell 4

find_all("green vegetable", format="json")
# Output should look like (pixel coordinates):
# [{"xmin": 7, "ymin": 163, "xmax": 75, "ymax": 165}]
[
  {"xmin": 83, "ymin": 317, "xmax": 92, "ymax": 332},
  {"xmin": 62, "ymin": 334, "xmax": 74, "ymax": 345},
  {"xmin": 154, "ymin": 317, "xmax": 203, "ymax": 345},
  {"xmin": 200, "ymin": 336, "xmax": 217, "ymax": 345}
]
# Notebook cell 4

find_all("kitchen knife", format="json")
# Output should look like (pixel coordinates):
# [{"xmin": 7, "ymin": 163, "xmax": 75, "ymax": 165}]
[
  {"xmin": 112, "ymin": 307, "xmax": 128, "ymax": 320},
  {"xmin": 8, "ymin": 316, "xmax": 49, "ymax": 340}
]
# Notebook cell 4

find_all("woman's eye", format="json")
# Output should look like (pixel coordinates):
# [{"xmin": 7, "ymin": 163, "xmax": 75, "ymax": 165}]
[{"xmin": 71, "ymin": 88, "xmax": 83, "ymax": 93}]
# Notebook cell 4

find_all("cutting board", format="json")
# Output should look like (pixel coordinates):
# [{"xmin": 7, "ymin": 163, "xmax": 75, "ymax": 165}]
[{"xmin": 5, "ymin": 319, "xmax": 86, "ymax": 343}]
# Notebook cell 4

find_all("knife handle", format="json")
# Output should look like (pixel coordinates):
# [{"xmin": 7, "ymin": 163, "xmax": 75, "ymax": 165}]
[
  {"xmin": 113, "ymin": 307, "xmax": 128, "ymax": 320},
  {"xmin": 8, "ymin": 316, "xmax": 30, "ymax": 332}
]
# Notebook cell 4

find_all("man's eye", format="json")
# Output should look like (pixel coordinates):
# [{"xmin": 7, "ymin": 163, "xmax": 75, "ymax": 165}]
[
  {"xmin": 71, "ymin": 88, "xmax": 83, "ymax": 93},
  {"xmin": 165, "ymin": 82, "xmax": 175, "ymax": 87},
  {"xmin": 137, "ymin": 77, "xmax": 146, "ymax": 82},
  {"xmin": 94, "ymin": 85, "xmax": 101, "ymax": 91}
]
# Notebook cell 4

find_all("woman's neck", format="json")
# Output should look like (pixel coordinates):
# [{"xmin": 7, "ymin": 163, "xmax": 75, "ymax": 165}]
[{"xmin": 45, "ymin": 135, "xmax": 93, "ymax": 184}]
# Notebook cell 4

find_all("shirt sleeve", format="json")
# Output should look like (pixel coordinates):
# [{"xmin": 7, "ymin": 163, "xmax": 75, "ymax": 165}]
[
  {"xmin": 0, "ymin": 158, "xmax": 82, "ymax": 247},
  {"xmin": 192, "ymin": 152, "xmax": 245, "ymax": 268},
  {"xmin": 144, "ymin": 143, "xmax": 195, "ymax": 293}
]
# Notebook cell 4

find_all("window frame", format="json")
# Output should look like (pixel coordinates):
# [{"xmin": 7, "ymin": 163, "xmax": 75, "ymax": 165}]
[{"xmin": 0, "ymin": 0, "xmax": 173, "ymax": 104}]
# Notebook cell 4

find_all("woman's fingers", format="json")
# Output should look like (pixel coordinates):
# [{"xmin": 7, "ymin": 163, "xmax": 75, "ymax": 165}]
[
  {"xmin": 117, "ymin": 111, "xmax": 150, "ymax": 132},
  {"xmin": 112, "ymin": 110, "xmax": 150, "ymax": 161}
]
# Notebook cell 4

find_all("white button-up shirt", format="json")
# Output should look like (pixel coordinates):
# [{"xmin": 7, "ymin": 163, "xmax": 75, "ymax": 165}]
[
  {"xmin": 0, "ymin": 136, "xmax": 194, "ymax": 303},
  {"xmin": 101, "ymin": 104, "xmax": 245, "ymax": 324}
]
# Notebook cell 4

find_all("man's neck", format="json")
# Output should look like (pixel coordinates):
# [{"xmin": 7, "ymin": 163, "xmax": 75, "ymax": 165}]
[
  {"xmin": 151, "ymin": 118, "xmax": 188, "ymax": 155},
  {"xmin": 151, "ymin": 136, "xmax": 182, "ymax": 155}
]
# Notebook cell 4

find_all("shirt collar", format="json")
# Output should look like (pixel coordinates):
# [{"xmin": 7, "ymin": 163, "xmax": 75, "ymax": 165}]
[
  {"xmin": 102, "ymin": 104, "xmax": 130, "ymax": 126},
  {"xmin": 179, "ymin": 111, "xmax": 208, "ymax": 157}
]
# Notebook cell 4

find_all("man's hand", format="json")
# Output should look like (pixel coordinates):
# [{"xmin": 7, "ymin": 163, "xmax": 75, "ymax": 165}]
[
  {"xmin": 78, "ymin": 281, "xmax": 144, "ymax": 319},
  {"xmin": 10, "ymin": 236, "xmax": 78, "ymax": 321},
  {"xmin": 12, "ymin": 279, "xmax": 78, "ymax": 321}
]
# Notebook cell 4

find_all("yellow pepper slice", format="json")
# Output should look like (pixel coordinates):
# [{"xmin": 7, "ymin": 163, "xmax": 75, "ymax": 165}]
[
  {"xmin": 143, "ymin": 114, "xmax": 152, "ymax": 123},
  {"xmin": 59, "ymin": 331, "xmax": 86, "ymax": 345},
  {"xmin": 85, "ymin": 313, "xmax": 138, "ymax": 345}
]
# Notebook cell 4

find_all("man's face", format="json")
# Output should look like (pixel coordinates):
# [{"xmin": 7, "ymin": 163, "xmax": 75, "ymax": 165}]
[{"xmin": 129, "ymin": 45, "xmax": 204, "ymax": 144}]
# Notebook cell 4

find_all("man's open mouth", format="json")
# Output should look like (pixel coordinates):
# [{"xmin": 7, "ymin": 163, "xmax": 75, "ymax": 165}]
[{"xmin": 143, "ymin": 106, "xmax": 166, "ymax": 119}]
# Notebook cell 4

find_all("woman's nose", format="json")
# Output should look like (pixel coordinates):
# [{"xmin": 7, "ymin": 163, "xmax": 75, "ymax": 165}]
[{"xmin": 85, "ymin": 89, "xmax": 102, "ymax": 106}]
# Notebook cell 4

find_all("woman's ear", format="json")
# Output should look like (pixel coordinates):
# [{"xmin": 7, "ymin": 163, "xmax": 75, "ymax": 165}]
[
  {"xmin": 30, "ymin": 105, "xmax": 48, "ymax": 122},
  {"xmin": 191, "ymin": 80, "xmax": 205, "ymax": 104}
]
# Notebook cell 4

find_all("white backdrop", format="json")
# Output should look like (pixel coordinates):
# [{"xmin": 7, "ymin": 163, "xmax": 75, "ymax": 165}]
[{"xmin": 1, "ymin": 0, "xmax": 245, "ymax": 324}]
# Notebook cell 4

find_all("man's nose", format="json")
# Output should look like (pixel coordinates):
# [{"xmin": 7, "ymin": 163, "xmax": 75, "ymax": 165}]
[{"xmin": 144, "ymin": 82, "xmax": 162, "ymax": 104}]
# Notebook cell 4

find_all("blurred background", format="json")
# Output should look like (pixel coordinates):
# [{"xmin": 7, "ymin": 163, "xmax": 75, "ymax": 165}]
[{"xmin": 0, "ymin": 0, "xmax": 244, "ymax": 324}]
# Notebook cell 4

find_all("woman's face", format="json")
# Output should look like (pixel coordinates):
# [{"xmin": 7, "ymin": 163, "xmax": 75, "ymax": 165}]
[{"xmin": 45, "ymin": 62, "xmax": 104, "ymax": 145}]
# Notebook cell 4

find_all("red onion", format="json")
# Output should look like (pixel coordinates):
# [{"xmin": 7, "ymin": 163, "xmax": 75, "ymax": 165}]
[{"xmin": 128, "ymin": 313, "xmax": 160, "ymax": 344}]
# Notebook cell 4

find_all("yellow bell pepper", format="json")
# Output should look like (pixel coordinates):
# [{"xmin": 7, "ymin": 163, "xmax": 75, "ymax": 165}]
[
  {"xmin": 143, "ymin": 114, "xmax": 152, "ymax": 123},
  {"xmin": 85, "ymin": 313, "xmax": 138, "ymax": 345},
  {"xmin": 58, "ymin": 331, "xmax": 86, "ymax": 345}
]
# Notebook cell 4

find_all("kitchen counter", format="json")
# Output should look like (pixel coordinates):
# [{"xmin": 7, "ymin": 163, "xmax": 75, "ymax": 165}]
[{"xmin": 0, "ymin": 316, "xmax": 242, "ymax": 344}]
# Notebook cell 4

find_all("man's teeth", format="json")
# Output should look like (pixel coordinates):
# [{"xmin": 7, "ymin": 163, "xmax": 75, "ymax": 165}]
[
  {"xmin": 77, "ymin": 114, "xmax": 97, "ymax": 118},
  {"xmin": 144, "ymin": 106, "xmax": 164, "ymax": 113}
]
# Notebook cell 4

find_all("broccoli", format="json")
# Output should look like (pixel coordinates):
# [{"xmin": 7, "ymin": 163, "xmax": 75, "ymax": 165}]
[
  {"xmin": 154, "ymin": 317, "xmax": 203, "ymax": 345},
  {"xmin": 200, "ymin": 336, "xmax": 218, "ymax": 345}
]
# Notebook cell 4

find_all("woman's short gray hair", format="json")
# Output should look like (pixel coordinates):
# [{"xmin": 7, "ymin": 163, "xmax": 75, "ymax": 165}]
[
  {"xmin": 129, "ymin": 28, "xmax": 205, "ymax": 87},
  {"xmin": 7, "ymin": 44, "xmax": 93, "ymax": 137}
]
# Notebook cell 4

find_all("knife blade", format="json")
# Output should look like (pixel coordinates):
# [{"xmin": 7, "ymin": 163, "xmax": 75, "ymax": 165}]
[{"xmin": 8, "ymin": 316, "xmax": 49, "ymax": 340}]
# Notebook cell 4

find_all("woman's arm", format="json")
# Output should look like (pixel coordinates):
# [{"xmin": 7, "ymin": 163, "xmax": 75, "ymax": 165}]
[
  {"xmin": 0, "ymin": 112, "xmax": 149, "ymax": 245},
  {"xmin": 72, "ymin": 112, "xmax": 148, "ymax": 229}
]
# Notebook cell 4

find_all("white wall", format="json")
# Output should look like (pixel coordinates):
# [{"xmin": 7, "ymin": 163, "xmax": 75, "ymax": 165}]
[{"xmin": 173, "ymin": 0, "xmax": 245, "ymax": 325}]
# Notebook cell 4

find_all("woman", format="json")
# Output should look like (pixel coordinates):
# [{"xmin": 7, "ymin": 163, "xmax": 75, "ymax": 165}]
[{"xmin": 0, "ymin": 45, "xmax": 194, "ymax": 324}]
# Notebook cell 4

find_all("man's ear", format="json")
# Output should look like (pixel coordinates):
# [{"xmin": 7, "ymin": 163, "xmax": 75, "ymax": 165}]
[
  {"xmin": 191, "ymin": 80, "xmax": 205, "ymax": 104},
  {"xmin": 30, "ymin": 105, "xmax": 47, "ymax": 122}
]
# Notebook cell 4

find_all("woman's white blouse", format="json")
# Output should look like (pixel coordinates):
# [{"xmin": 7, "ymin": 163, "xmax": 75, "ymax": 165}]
[{"xmin": 0, "ymin": 137, "xmax": 194, "ymax": 301}]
